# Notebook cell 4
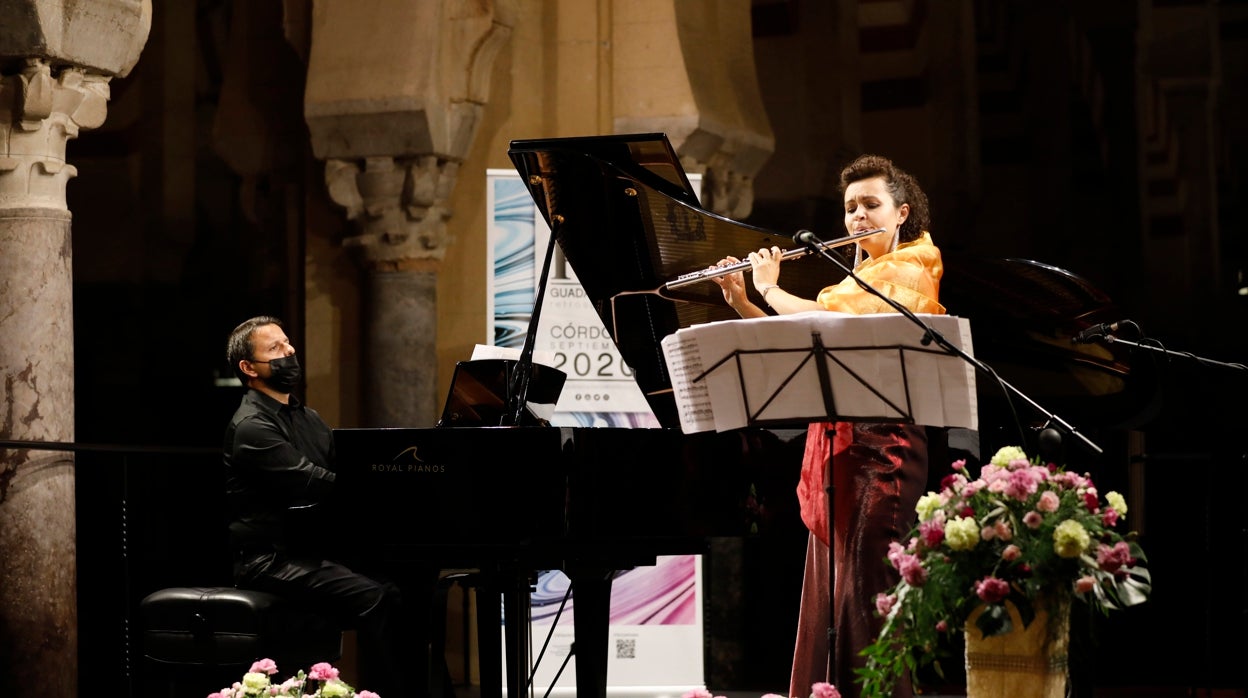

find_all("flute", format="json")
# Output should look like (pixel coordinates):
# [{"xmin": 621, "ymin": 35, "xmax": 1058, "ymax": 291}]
[{"xmin": 664, "ymin": 228, "xmax": 885, "ymax": 290}]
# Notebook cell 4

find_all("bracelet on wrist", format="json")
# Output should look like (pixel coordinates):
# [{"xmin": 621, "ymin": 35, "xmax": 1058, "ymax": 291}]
[{"xmin": 759, "ymin": 284, "xmax": 781, "ymax": 304}]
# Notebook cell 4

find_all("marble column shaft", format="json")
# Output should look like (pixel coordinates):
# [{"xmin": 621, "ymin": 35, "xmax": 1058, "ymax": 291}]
[
  {"xmin": 1, "ymin": 3, "xmax": 149, "ymax": 692},
  {"xmin": 0, "ymin": 61, "xmax": 89, "ymax": 697},
  {"xmin": 363, "ymin": 267, "xmax": 439, "ymax": 427},
  {"xmin": 0, "ymin": 208, "xmax": 76, "ymax": 698}
]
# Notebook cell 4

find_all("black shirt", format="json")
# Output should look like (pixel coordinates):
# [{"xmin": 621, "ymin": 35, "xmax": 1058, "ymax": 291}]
[{"xmin": 223, "ymin": 388, "xmax": 337, "ymax": 554}]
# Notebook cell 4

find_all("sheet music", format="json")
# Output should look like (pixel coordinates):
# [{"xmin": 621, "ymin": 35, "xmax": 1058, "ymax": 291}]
[
  {"xmin": 661, "ymin": 332, "xmax": 717, "ymax": 433},
  {"xmin": 660, "ymin": 311, "xmax": 978, "ymax": 433}
]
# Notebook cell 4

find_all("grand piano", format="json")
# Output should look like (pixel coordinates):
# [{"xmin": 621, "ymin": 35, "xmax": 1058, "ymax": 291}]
[{"xmin": 332, "ymin": 133, "xmax": 1153, "ymax": 698}]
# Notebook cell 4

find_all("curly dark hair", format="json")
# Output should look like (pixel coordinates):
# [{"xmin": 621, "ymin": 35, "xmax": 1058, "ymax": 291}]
[{"xmin": 838, "ymin": 154, "xmax": 930, "ymax": 243}]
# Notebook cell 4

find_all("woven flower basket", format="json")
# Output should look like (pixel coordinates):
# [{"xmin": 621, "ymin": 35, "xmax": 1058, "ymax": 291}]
[{"xmin": 963, "ymin": 595, "xmax": 1070, "ymax": 698}]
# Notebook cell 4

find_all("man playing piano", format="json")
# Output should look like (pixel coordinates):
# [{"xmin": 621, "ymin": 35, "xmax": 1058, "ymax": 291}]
[
  {"xmin": 223, "ymin": 315, "xmax": 429, "ymax": 697},
  {"xmin": 712, "ymin": 154, "xmax": 943, "ymax": 698}
]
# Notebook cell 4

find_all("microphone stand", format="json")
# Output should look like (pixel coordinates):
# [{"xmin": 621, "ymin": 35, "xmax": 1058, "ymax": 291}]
[
  {"xmin": 794, "ymin": 230, "xmax": 1103, "ymax": 456},
  {"xmin": 1093, "ymin": 332, "xmax": 1248, "ymax": 373},
  {"xmin": 790, "ymin": 228, "xmax": 1102, "ymax": 691}
]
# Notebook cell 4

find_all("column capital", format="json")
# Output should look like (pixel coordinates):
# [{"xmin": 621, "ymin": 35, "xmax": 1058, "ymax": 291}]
[
  {"xmin": 0, "ymin": 60, "xmax": 113, "ymax": 210},
  {"xmin": 326, "ymin": 155, "xmax": 459, "ymax": 269},
  {"xmin": 305, "ymin": 0, "xmax": 517, "ymax": 271}
]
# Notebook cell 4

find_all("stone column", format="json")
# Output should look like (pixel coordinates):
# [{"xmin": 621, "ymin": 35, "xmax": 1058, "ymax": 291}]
[
  {"xmin": 0, "ymin": 3, "xmax": 151, "ymax": 696},
  {"xmin": 613, "ymin": 0, "xmax": 775, "ymax": 218},
  {"xmin": 323, "ymin": 155, "xmax": 460, "ymax": 427},
  {"xmin": 306, "ymin": 0, "xmax": 516, "ymax": 427}
]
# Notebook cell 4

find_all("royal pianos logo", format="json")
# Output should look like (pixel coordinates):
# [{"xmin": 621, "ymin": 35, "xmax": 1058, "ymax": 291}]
[{"xmin": 367, "ymin": 445, "xmax": 448, "ymax": 474}]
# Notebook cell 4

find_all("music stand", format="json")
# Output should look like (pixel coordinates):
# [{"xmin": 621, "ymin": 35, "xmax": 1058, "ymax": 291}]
[
  {"xmin": 666, "ymin": 311, "xmax": 977, "ymax": 689},
  {"xmin": 664, "ymin": 312, "xmax": 977, "ymax": 435},
  {"xmin": 692, "ymin": 333, "xmax": 954, "ymax": 428}
]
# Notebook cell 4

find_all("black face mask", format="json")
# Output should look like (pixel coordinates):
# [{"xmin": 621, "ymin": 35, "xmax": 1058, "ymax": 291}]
[{"xmin": 260, "ymin": 354, "xmax": 302, "ymax": 393}]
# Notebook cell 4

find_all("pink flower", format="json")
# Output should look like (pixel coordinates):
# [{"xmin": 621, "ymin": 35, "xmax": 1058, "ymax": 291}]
[
  {"xmin": 940, "ymin": 472, "xmax": 966, "ymax": 493},
  {"xmin": 975, "ymin": 576, "xmax": 1010, "ymax": 603},
  {"xmin": 1052, "ymin": 471, "xmax": 1087, "ymax": 490},
  {"xmin": 1083, "ymin": 490, "xmax": 1100, "ymax": 512},
  {"xmin": 249, "ymin": 658, "xmax": 278, "ymax": 675},
  {"xmin": 1097, "ymin": 541, "xmax": 1135, "ymax": 575},
  {"xmin": 682, "ymin": 689, "xmax": 713, "ymax": 698},
  {"xmin": 811, "ymin": 682, "xmax": 842, "ymax": 698},
  {"xmin": 1023, "ymin": 511, "xmax": 1044, "ymax": 529},
  {"xmin": 886, "ymin": 540, "xmax": 906, "ymax": 568},
  {"xmin": 875, "ymin": 592, "xmax": 896, "ymax": 616},
  {"xmin": 357, "ymin": 692, "xmax": 381, "ymax": 698},
  {"xmin": 898, "ymin": 555, "xmax": 928, "ymax": 587},
  {"xmin": 919, "ymin": 519, "xmax": 945, "ymax": 548},
  {"xmin": 1075, "ymin": 576, "xmax": 1097, "ymax": 594},
  {"xmin": 307, "ymin": 662, "xmax": 339, "ymax": 681},
  {"xmin": 935, "ymin": 619, "xmax": 948, "ymax": 632},
  {"xmin": 1102, "ymin": 507, "xmax": 1120, "ymax": 527},
  {"xmin": 994, "ymin": 520, "xmax": 1013, "ymax": 542},
  {"xmin": 1004, "ymin": 468, "xmax": 1043, "ymax": 500},
  {"xmin": 889, "ymin": 545, "xmax": 927, "ymax": 586},
  {"xmin": 1036, "ymin": 490, "xmax": 1060, "ymax": 513},
  {"xmin": 1001, "ymin": 544, "xmax": 1021, "ymax": 561}
]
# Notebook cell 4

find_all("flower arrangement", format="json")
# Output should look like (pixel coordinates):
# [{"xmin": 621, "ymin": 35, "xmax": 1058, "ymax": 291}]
[
  {"xmin": 856, "ymin": 446, "xmax": 1151, "ymax": 697},
  {"xmin": 684, "ymin": 682, "xmax": 842, "ymax": 698},
  {"xmin": 207, "ymin": 659, "xmax": 378, "ymax": 698}
]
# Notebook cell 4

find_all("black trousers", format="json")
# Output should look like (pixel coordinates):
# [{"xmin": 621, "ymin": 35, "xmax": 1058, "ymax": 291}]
[{"xmin": 236, "ymin": 552, "xmax": 436, "ymax": 698}]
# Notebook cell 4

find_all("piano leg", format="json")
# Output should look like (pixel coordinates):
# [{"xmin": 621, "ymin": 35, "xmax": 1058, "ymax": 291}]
[
  {"xmin": 479, "ymin": 563, "xmax": 619, "ymax": 698},
  {"xmin": 567, "ymin": 564, "xmax": 616, "ymax": 698},
  {"xmin": 475, "ymin": 565, "xmax": 534, "ymax": 698}
]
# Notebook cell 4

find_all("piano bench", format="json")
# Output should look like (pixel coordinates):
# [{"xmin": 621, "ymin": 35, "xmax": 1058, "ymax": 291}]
[{"xmin": 138, "ymin": 586, "xmax": 343, "ymax": 697}]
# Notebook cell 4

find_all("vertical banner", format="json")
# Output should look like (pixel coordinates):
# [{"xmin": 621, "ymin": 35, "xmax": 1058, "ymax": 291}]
[
  {"xmin": 486, "ymin": 168, "xmax": 664, "ymax": 428},
  {"xmin": 486, "ymin": 169, "xmax": 707, "ymax": 697}
]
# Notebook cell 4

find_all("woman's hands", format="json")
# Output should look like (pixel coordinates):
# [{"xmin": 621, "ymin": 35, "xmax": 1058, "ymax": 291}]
[
  {"xmin": 745, "ymin": 245, "xmax": 784, "ymax": 289},
  {"xmin": 710, "ymin": 245, "xmax": 822, "ymax": 317},
  {"xmin": 710, "ymin": 246, "xmax": 785, "ymax": 319},
  {"xmin": 710, "ymin": 255, "xmax": 748, "ymax": 307}
]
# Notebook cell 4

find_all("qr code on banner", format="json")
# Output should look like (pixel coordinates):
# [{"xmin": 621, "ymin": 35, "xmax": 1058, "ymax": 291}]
[{"xmin": 615, "ymin": 638, "xmax": 637, "ymax": 659}]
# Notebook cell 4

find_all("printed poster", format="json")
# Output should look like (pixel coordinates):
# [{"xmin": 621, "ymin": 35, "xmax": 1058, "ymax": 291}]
[{"xmin": 486, "ymin": 169, "xmax": 706, "ymax": 697}]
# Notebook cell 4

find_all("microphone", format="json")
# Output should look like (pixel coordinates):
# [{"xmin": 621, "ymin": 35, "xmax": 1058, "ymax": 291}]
[
  {"xmin": 793, "ymin": 229, "xmax": 822, "ymax": 248},
  {"xmin": 1071, "ymin": 321, "xmax": 1124, "ymax": 344}
]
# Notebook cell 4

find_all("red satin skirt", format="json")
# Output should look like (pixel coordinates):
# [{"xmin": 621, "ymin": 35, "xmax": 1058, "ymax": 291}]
[{"xmin": 789, "ymin": 421, "xmax": 928, "ymax": 698}]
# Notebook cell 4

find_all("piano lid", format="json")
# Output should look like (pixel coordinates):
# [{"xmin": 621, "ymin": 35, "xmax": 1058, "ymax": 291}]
[{"xmin": 507, "ymin": 133, "xmax": 849, "ymax": 427}]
